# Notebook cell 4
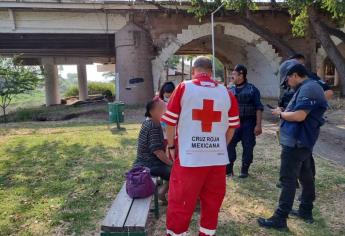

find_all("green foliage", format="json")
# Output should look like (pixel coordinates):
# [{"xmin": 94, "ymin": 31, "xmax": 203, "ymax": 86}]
[
  {"xmin": 10, "ymin": 88, "xmax": 45, "ymax": 109},
  {"xmin": 0, "ymin": 57, "xmax": 42, "ymax": 122},
  {"xmin": 188, "ymin": 0, "xmax": 345, "ymax": 38},
  {"xmin": 289, "ymin": 4, "xmax": 309, "ymax": 37},
  {"xmin": 286, "ymin": 0, "xmax": 345, "ymax": 37},
  {"xmin": 64, "ymin": 81, "xmax": 115, "ymax": 98},
  {"xmin": 189, "ymin": 0, "xmax": 257, "ymax": 19},
  {"xmin": 59, "ymin": 73, "xmax": 78, "ymax": 95},
  {"xmin": 321, "ymin": 0, "xmax": 345, "ymax": 19},
  {"xmin": 166, "ymin": 55, "xmax": 181, "ymax": 69},
  {"xmin": 102, "ymin": 71, "xmax": 115, "ymax": 80},
  {"xmin": 212, "ymin": 56, "xmax": 225, "ymax": 80},
  {"xmin": 64, "ymin": 86, "xmax": 79, "ymax": 97}
]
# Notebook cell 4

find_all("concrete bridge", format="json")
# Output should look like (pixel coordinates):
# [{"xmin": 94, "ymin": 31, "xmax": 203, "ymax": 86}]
[{"xmin": 0, "ymin": 0, "xmax": 344, "ymax": 105}]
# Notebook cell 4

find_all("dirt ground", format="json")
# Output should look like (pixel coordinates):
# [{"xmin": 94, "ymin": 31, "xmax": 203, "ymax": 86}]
[
  {"xmin": 262, "ymin": 107, "xmax": 345, "ymax": 167},
  {"xmin": 314, "ymin": 109, "xmax": 345, "ymax": 166}
]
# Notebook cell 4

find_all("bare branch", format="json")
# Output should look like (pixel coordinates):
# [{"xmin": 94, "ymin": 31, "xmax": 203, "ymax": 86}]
[
  {"xmin": 236, "ymin": 13, "xmax": 296, "ymax": 58},
  {"xmin": 321, "ymin": 21, "xmax": 345, "ymax": 43}
]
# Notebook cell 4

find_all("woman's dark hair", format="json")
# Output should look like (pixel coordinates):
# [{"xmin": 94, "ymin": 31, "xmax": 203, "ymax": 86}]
[
  {"xmin": 159, "ymin": 82, "xmax": 175, "ymax": 100},
  {"xmin": 145, "ymin": 97, "xmax": 160, "ymax": 117}
]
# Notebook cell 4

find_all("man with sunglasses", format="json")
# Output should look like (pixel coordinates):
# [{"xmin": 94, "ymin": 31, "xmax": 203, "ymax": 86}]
[
  {"xmin": 227, "ymin": 64, "xmax": 264, "ymax": 178},
  {"xmin": 258, "ymin": 59, "xmax": 328, "ymax": 230}
]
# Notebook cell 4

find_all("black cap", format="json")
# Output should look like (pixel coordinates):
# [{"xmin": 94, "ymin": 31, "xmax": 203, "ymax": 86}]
[
  {"xmin": 234, "ymin": 64, "xmax": 247, "ymax": 77},
  {"xmin": 279, "ymin": 59, "xmax": 308, "ymax": 88}
]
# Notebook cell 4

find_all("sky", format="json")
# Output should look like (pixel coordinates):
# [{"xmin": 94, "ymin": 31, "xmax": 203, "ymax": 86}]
[{"xmin": 60, "ymin": 64, "xmax": 112, "ymax": 82}]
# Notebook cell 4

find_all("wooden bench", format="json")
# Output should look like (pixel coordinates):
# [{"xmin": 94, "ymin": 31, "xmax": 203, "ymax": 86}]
[{"xmin": 101, "ymin": 178, "xmax": 159, "ymax": 236}]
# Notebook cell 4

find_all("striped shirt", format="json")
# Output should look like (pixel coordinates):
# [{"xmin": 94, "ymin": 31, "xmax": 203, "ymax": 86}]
[{"xmin": 134, "ymin": 119, "xmax": 165, "ymax": 167}]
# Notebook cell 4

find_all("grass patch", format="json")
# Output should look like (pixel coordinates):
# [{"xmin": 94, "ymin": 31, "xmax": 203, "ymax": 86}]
[
  {"xmin": 0, "ymin": 120, "xmax": 344, "ymax": 235},
  {"xmin": 9, "ymin": 89, "xmax": 45, "ymax": 110},
  {"xmin": 151, "ymin": 123, "xmax": 345, "ymax": 236},
  {"xmin": 0, "ymin": 122, "xmax": 138, "ymax": 235}
]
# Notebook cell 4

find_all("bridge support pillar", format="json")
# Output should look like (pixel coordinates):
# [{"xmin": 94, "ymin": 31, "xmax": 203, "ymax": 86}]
[
  {"xmin": 77, "ymin": 64, "xmax": 88, "ymax": 101},
  {"xmin": 44, "ymin": 64, "xmax": 60, "ymax": 106},
  {"xmin": 115, "ymin": 23, "xmax": 154, "ymax": 105}
]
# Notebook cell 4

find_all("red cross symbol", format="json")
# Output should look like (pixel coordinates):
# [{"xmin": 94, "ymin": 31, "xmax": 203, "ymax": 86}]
[{"xmin": 192, "ymin": 99, "xmax": 222, "ymax": 132}]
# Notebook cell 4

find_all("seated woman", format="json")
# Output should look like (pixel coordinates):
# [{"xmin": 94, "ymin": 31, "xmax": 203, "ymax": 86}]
[{"xmin": 133, "ymin": 97, "xmax": 172, "ymax": 201}]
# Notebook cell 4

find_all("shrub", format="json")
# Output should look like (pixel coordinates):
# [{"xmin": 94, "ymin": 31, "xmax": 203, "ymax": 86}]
[{"xmin": 64, "ymin": 82, "xmax": 115, "ymax": 98}]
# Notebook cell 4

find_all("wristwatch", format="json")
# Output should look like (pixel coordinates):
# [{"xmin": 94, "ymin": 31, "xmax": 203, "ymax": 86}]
[{"xmin": 168, "ymin": 145, "xmax": 175, "ymax": 150}]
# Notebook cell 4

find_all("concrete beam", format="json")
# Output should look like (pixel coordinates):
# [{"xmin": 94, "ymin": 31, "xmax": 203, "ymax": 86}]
[
  {"xmin": 77, "ymin": 64, "xmax": 88, "ymax": 101},
  {"xmin": 44, "ymin": 64, "xmax": 60, "ymax": 106}
]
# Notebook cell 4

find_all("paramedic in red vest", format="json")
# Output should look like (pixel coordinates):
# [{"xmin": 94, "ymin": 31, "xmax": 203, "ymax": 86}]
[{"xmin": 161, "ymin": 57, "xmax": 240, "ymax": 236}]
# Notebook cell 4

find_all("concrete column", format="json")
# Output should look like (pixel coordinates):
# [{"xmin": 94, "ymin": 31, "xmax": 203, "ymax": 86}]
[
  {"xmin": 317, "ymin": 59, "xmax": 325, "ymax": 79},
  {"xmin": 77, "ymin": 64, "xmax": 88, "ymax": 101},
  {"xmin": 334, "ymin": 69, "xmax": 340, "ymax": 87},
  {"xmin": 44, "ymin": 64, "xmax": 60, "ymax": 106},
  {"xmin": 115, "ymin": 23, "xmax": 154, "ymax": 105}
]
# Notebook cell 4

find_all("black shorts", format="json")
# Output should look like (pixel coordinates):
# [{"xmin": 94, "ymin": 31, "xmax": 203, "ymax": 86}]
[{"xmin": 149, "ymin": 162, "xmax": 171, "ymax": 181}]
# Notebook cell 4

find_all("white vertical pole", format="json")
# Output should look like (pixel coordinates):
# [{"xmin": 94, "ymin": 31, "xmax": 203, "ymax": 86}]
[{"xmin": 211, "ymin": 2, "xmax": 225, "ymax": 80}]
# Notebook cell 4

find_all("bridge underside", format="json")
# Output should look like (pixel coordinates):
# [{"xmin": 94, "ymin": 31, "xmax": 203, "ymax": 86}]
[
  {"xmin": 0, "ymin": 30, "xmax": 293, "ymax": 104},
  {"xmin": 0, "ymin": 33, "xmax": 115, "ymax": 64}
]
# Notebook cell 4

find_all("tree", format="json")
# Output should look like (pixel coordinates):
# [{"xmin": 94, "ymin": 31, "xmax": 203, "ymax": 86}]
[
  {"xmin": 102, "ymin": 71, "xmax": 115, "ymax": 80},
  {"xmin": 189, "ymin": 0, "xmax": 296, "ymax": 57},
  {"xmin": 166, "ymin": 55, "xmax": 181, "ymax": 70},
  {"xmin": 188, "ymin": 0, "xmax": 345, "ymax": 95},
  {"xmin": 0, "ymin": 57, "xmax": 41, "ymax": 122},
  {"xmin": 285, "ymin": 0, "xmax": 345, "ymax": 95}
]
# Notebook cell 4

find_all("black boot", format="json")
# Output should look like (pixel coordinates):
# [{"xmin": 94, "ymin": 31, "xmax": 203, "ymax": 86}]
[
  {"xmin": 226, "ymin": 162, "xmax": 234, "ymax": 177},
  {"xmin": 257, "ymin": 215, "xmax": 288, "ymax": 230},
  {"xmin": 290, "ymin": 209, "xmax": 314, "ymax": 224},
  {"xmin": 239, "ymin": 164, "xmax": 249, "ymax": 178}
]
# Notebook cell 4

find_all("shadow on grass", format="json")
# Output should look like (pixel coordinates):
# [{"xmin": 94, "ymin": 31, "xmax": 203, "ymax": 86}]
[
  {"xmin": 219, "ymin": 132, "xmax": 335, "ymax": 236},
  {"xmin": 0, "ymin": 139, "xmax": 135, "ymax": 235}
]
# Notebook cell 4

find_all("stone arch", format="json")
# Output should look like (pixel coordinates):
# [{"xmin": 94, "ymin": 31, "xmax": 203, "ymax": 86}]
[{"xmin": 152, "ymin": 22, "xmax": 282, "ymax": 97}]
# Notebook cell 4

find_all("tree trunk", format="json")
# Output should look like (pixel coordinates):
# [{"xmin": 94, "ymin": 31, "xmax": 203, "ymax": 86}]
[
  {"xmin": 1, "ymin": 106, "xmax": 6, "ymax": 123},
  {"xmin": 309, "ymin": 7, "xmax": 345, "ymax": 95},
  {"xmin": 235, "ymin": 13, "xmax": 296, "ymax": 58},
  {"xmin": 321, "ymin": 21, "xmax": 345, "ymax": 43}
]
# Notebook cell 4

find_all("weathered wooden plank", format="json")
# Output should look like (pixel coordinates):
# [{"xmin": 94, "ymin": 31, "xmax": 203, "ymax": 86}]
[
  {"xmin": 124, "ymin": 178, "xmax": 157, "ymax": 231},
  {"xmin": 124, "ymin": 195, "xmax": 153, "ymax": 231},
  {"xmin": 101, "ymin": 183, "xmax": 134, "ymax": 232}
]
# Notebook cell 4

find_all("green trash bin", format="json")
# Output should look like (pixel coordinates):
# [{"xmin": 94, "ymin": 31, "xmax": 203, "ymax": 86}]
[{"xmin": 108, "ymin": 102, "xmax": 125, "ymax": 123}]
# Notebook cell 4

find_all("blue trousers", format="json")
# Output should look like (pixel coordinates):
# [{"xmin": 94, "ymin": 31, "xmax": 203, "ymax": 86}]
[{"xmin": 227, "ymin": 118, "xmax": 256, "ymax": 167}]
